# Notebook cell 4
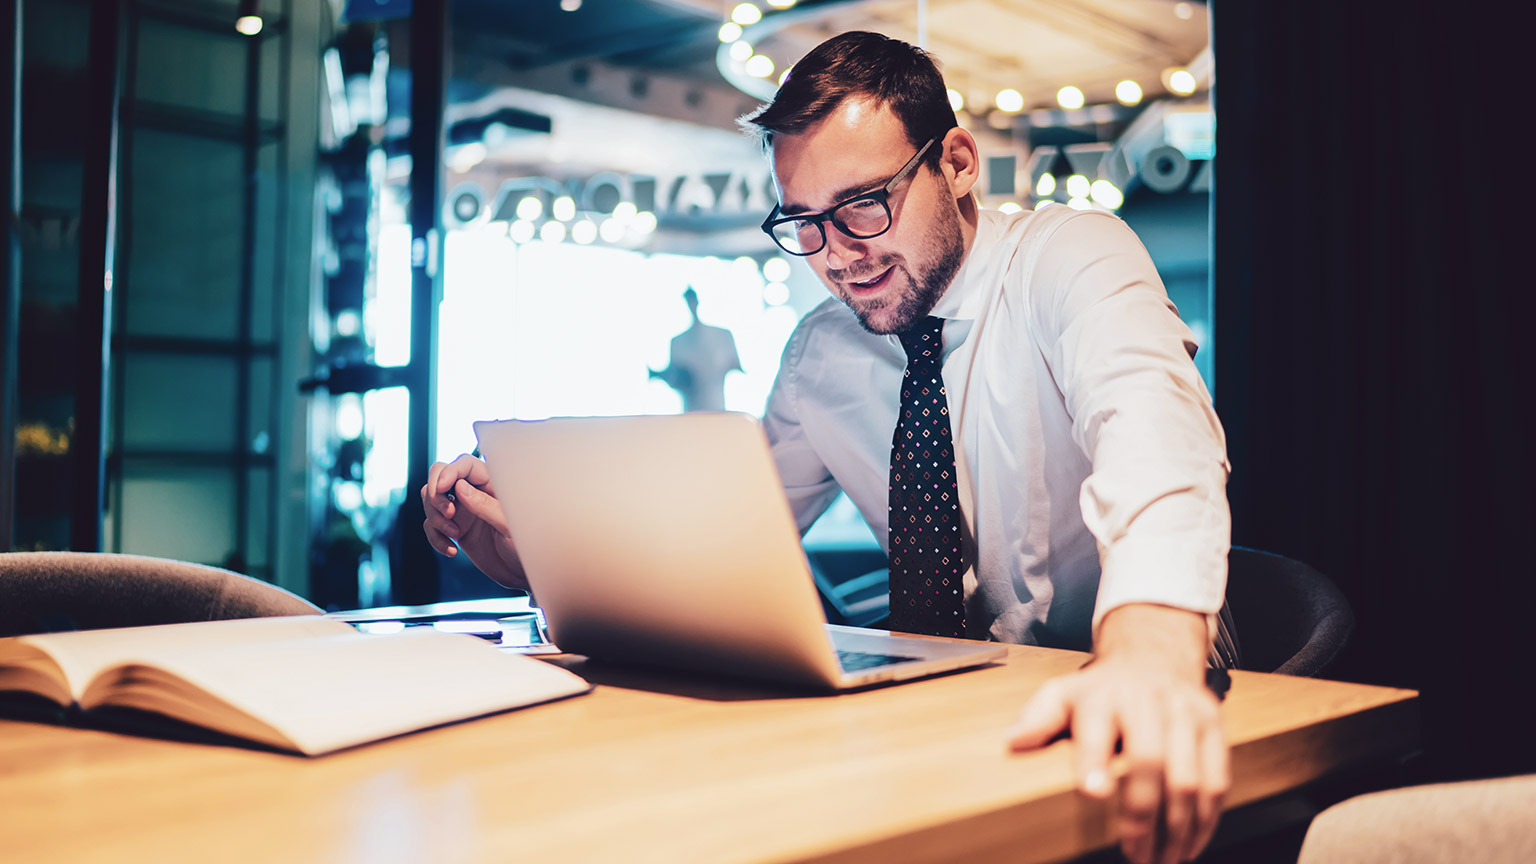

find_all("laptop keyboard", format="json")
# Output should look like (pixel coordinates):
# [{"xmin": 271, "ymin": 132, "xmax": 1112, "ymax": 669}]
[{"xmin": 836, "ymin": 648, "xmax": 922, "ymax": 672}]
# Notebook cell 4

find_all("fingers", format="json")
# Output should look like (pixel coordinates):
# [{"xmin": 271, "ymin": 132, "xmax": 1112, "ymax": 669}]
[
  {"xmin": 1070, "ymin": 692, "xmax": 1117, "ymax": 801},
  {"xmin": 451, "ymin": 476, "xmax": 510, "ymax": 537},
  {"xmin": 1184, "ymin": 713, "xmax": 1229, "ymax": 860},
  {"xmin": 1157, "ymin": 707, "xmax": 1199, "ymax": 864},
  {"xmin": 422, "ymin": 519, "xmax": 458, "ymax": 558},
  {"xmin": 1007, "ymin": 679, "xmax": 1073, "ymax": 751},
  {"xmin": 1116, "ymin": 699, "xmax": 1166, "ymax": 864}
]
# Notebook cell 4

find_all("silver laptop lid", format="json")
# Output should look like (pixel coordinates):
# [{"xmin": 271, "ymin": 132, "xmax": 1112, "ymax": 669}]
[{"xmin": 474, "ymin": 413, "xmax": 847, "ymax": 686}]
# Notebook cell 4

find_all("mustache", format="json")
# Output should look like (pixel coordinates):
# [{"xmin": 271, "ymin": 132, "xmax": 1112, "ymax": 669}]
[{"xmin": 827, "ymin": 256, "xmax": 902, "ymax": 283}]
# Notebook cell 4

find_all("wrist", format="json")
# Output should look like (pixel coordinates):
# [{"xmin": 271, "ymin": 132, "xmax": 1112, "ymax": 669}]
[{"xmin": 1093, "ymin": 603, "xmax": 1208, "ymax": 680}]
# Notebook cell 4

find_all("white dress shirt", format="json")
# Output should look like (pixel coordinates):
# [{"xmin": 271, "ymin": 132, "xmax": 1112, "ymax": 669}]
[{"xmin": 763, "ymin": 205, "xmax": 1231, "ymax": 650}]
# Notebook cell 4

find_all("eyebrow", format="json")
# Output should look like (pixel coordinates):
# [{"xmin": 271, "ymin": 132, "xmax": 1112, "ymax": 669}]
[{"xmin": 777, "ymin": 176, "xmax": 888, "ymax": 217}]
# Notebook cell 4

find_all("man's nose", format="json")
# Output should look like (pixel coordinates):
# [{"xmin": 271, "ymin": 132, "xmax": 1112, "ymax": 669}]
[{"xmin": 822, "ymin": 228, "xmax": 867, "ymax": 270}]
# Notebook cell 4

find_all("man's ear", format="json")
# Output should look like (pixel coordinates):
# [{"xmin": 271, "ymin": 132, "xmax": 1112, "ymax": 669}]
[{"xmin": 939, "ymin": 127, "xmax": 981, "ymax": 200}]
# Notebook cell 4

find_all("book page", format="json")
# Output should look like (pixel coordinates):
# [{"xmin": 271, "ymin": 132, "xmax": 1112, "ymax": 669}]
[
  {"xmin": 83, "ymin": 627, "xmax": 591, "ymax": 755},
  {"xmin": 14, "ymin": 616, "xmax": 351, "ymax": 702}
]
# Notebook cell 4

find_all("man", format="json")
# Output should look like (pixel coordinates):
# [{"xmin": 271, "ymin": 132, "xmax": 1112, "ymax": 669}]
[
  {"xmin": 423, "ymin": 31, "xmax": 1234, "ymax": 864},
  {"xmin": 648, "ymin": 287, "xmax": 743, "ymax": 412}
]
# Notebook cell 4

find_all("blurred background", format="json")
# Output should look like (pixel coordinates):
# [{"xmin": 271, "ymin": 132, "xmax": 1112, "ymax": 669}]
[{"xmin": 1, "ymin": 0, "xmax": 1529, "ymax": 784}]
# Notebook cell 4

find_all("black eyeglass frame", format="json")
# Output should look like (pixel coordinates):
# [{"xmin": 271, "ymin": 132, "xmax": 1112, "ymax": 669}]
[{"xmin": 760, "ymin": 136, "xmax": 937, "ymax": 256}]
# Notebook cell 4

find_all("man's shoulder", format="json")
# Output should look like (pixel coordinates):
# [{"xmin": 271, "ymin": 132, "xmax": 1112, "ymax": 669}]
[{"xmin": 988, "ymin": 204, "xmax": 1128, "ymax": 254}]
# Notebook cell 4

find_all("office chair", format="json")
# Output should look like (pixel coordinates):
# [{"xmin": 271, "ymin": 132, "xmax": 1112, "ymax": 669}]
[
  {"xmin": 0, "ymin": 551, "xmax": 321, "ymax": 637},
  {"xmin": 1226, "ymin": 546, "xmax": 1354, "ymax": 677},
  {"xmin": 807, "ymin": 548, "xmax": 890, "ymax": 628}
]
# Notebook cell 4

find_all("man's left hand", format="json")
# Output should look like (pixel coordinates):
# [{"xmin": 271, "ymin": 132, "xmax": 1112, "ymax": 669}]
[{"xmin": 1005, "ymin": 604, "xmax": 1229, "ymax": 864}]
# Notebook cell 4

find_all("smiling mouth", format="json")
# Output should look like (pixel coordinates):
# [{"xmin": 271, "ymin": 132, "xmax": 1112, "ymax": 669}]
[{"xmin": 844, "ymin": 267, "xmax": 893, "ymax": 294}]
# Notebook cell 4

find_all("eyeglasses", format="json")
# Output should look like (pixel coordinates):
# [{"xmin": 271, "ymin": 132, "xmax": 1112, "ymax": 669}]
[{"xmin": 760, "ymin": 137, "xmax": 936, "ymax": 256}]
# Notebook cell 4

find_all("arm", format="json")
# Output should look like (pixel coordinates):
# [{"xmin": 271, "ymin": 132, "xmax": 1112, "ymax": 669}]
[
  {"xmin": 1007, "ymin": 211, "xmax": 1231, "ymax": 864},
  {"xmin": 762, "ymin": 323, "xmax": 842, "ymax": 534}
]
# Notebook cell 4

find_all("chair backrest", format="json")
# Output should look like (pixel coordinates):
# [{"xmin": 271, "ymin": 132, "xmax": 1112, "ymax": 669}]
[
  {"xmin": 0, "ymin": 551, "xmax": 321, "ymax": 637},
  {"xmin": 1226, "ymin": 546, "xmax": 1355, "ymax": 676}
]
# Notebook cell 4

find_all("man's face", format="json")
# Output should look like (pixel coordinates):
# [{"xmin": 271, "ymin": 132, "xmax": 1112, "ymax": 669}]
[{"xmin": 770, "ymin": 99, "xmax": 965, "ymax": 335}]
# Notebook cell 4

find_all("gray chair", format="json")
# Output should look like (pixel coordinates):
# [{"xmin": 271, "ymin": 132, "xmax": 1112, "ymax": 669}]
[
  {"xmin": 1226, "ymin": 546, "xmax": 1355, "ymax": 676},
  {"xmin": 0, "ymin": 551, "xmax": 321, "ymax": 637}
]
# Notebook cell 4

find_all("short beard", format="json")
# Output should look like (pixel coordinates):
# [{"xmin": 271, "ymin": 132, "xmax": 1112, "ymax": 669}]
[{"xmin": 845, "ymin": 201, "xmax": 965, "ymax": 336}]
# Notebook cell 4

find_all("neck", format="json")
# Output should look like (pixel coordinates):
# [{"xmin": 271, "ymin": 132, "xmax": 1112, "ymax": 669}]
[{"xmin": 956, "ymin": 192, "xmax": 980, "ymax": 261}]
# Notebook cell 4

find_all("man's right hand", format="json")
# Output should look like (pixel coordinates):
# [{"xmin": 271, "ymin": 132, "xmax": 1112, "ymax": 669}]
[{"xmin": 421, "ymin": 454, "xmax": 529, "ymax": 591}]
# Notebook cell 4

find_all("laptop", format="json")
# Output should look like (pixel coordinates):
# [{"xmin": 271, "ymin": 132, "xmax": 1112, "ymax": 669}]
[{"xmin": 472, "ymin": 412, "xmax": 1006, "ymax": 690}]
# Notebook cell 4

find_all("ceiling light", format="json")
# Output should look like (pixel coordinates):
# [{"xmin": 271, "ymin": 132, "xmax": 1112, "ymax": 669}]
[
  {"xmin": 1065, "ymin": 174, "xmax": 1090, "ymax": 199},
  {"xmin": 551, "ymin": 196, "xmax": 576, "ymax": 221},
  {"xmin": 559, "ymin": 0, "xmax": 581, "ymax": 10},
  {"xmin": 947, "ymin": 88, "xmax": 964, "ymax": 111},
  {"xmin": 763, "ymin": 282, "xmax": 790, "ymax": 306},
  {"xmin": 998, "ymin": 202, "xmax": 1023, "ymax": 214},
  {"xmin": 718, "ymin": 21, "xmax": 742, "ymax": 42},
  {"xmin": 1174, "ymin": 2, "xmax": 1193, "ymax": 19},
  {"xmin": 515, "ymin": 196, "xmax": 543, "ymax": 221},
  {"xmin": 571, "ymin": 220, "xmax": 597, "ymax": 244},
  {"xmin": 509, "ymin": 220, "xmax": 536, "ymax": 244},
  {"xmin": 762, "ymin": 257, "xmax": 791, "ymax": 282},
  {"xmin": 778, "ymin": 68, "xmax": 791, "ymax": 86},
  {"xmin": 995, "ymin": 88, "xmax": 1024, "ymax": 113},
  {"xmin": 540, "ymin": 221, "xmax": 566, "ymax": 243},
  {"xmin": 235, "ymin": 0, "xmax": 262, "ymax": 35},
  {"xmin": 729, "ymin": 40, "xmax": 753, "ymax": 63},
  {"xmin": 1067, "ymin": 197, "xmax": 1091, "ymax": 210},
  {"xmin": 1056, "ymin": 86, "xmax": 1085, "ymax": 110},
  {"xmin": 1035, "ymin": 173, "xmax": 1056, "ymax": 197},
  {"xmin": 731, "ymin": 3, "xmax": 762, "ymax": 25},
  {"xmin": 765, "ymin": 0, "xmax": 797, "ymax": 8},
  {"xmin": 1115, "ymin": 80, "xmax": 1143, "ymax": 106},
  {"xmin": 599, "ymin": 218, "xmax": 625, "ymax": 243},
  {"xmin": 613, "ymin": 201, "xmax": 638, "ymax": 222},
  {"xmin": 1168, "ymin": 69, "xmax": 1198, "ymax": 95},
  {"xmin": 632, "ymin": 211, "xmax": 658, "ymax": 234},
  {"xmin": 1089, "ymin": 179, "xmax": 1124, "ymax": 210},
  {"xmin": 745, "ymin": 54, "xmax": 774, "ymax": 78}
]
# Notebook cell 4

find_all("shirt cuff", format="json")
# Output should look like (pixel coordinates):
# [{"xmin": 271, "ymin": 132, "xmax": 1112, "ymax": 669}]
[{"xmin": 1092, "ymin": 533, "xmax": 1228, "ymax": 643}]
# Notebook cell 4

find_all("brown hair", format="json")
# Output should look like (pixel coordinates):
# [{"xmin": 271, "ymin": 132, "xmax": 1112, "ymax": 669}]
[{"xmin": 739, "ymin": 31, "xmax": 956, "ymax": 171}]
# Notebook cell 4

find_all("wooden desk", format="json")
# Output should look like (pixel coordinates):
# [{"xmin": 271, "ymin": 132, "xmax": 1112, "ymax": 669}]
[{"xmin": 0, "ymin": 645, "xmax": 1416, "ymax": 864}]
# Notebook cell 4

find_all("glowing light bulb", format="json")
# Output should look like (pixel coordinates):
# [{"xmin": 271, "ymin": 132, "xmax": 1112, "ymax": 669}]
[
  {"xmin": 1169, "ymin": 69, "xmax": 1197, "ymax": 95},
  {"xmin": 995, "ymin": 88, "xmax": 1024, "ymax": 113},
  {"xmin": 515, "ymin": 196, "xmax": 543, "ymax": 221},
  {"xmin": 1065, "ymin": 174, "xmax": 1091, "ymax": 199},
  {"xmin": 730, "ymin": 3, "xmax": 761, "ymax": 25},
  {"xmin": 235, "ymin": 15, "xmax": 262, "ymax": 35},
  {"xmin": 1057, "ymin": 86, "xmax": 1085, "ymax": 110},
  {"xmin": 1115, "ymin": 80, "xmax": 1143, "ymax": 106},
  {"xmin": 1036, "ymin": 173, "xmax": 1057, "ymax": 197},
  {"xmin": 745, "ymin": 54, "xmax": 774, "ymax": 78},
  {"xmin": 947, "ymin": 88, "xmax": 964, "ymax": 111},
  {"xmin": 551, "ymin": 196, "xmax": 576, "ymax": 221},
  {"xmin": 729, "ymin": 40, "xmax": 753, "ymax": 63},
  {"xmin": 1090, "ymin": 179, "xmax": 1124, "ymax": 210},
  {"xmin": 718, "ymin": 21, "xmax": 742, "ymax": 42}
]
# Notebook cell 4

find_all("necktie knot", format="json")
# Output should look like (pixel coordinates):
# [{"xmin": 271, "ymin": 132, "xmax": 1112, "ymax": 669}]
[{"xmin": 898, "ymin": 316, "xmax": 945, "ymax": 366}]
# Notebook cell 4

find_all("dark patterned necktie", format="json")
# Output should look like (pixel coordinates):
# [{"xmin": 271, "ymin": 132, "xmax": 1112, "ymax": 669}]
[{"xmin": 887, "ymin": 316, "xmax": 968, "ymax": 638}]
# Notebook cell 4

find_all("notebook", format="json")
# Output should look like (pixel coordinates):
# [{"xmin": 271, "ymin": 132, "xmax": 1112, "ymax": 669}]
[{"xmin": 472, "ymin": 412, "xmax": 1006, "ymax": 690}]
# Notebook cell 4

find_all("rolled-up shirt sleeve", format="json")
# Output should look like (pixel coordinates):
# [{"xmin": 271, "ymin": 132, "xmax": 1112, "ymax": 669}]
[
  {"xmin": 762, "ymin": 325, "xmax": 843, "ymax": 535},
  {"xmin": 1029, "ymin": 211, "xmax": 1231, "ymax": 635}
]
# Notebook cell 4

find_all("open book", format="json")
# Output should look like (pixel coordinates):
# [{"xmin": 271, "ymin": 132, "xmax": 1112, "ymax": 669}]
[{"xmin": 0, "ymin": 616, "xmax": 591, "ymax": 755}]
